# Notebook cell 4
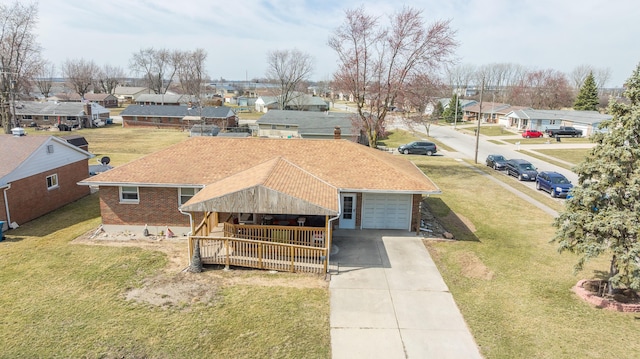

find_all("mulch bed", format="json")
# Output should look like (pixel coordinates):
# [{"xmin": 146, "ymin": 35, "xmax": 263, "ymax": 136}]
[{"xmin": 573, "ymin": 279, "xmax": 640, "ymax": 312}]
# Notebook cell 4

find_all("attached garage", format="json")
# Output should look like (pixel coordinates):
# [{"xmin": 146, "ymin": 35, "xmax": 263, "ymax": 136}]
[{"xmin": 361, "ymin": 193, "xmax": 412, "ymax": 230}]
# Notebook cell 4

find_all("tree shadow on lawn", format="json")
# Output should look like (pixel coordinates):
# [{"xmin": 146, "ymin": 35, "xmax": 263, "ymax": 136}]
[{"xmin": 424, "ymin": 197, "xmax": 480, "ymax": 242}]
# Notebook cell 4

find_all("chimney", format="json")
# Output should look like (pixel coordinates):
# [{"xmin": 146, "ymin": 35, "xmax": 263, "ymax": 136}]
[
  {"xmin": 84, "ymin": 103, "xmax": 92, "ymax": 117},
  {"xmin": 334, "ymin": 126, "xmax": 341, "ymax": 139}
]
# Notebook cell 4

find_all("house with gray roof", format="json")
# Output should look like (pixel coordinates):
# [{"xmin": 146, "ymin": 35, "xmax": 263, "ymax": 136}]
[
  {"xmin": 14, "ymin": 101, "xmax": 110, "ymax": 129},
  {"xmin": 503, "ymin": 109, "xmax": 612, "ymax": 136},
  {"xmin": 113, "ymin": 86, "xmax": 152, "ymax": 104},
  {"xmin": 121, "ymin": 104, "xmax": 237, "ymax": 130},
  {"xmin": 135, "ymin": 93, "xmax": 192, "ymax": 106},
  {"xmin": 256, "ymin": 110, "xmax": 364, "ymax": 143},
  {"xmin": 255, "ymin": 94, "xmax": 330, "ymax": 113}
]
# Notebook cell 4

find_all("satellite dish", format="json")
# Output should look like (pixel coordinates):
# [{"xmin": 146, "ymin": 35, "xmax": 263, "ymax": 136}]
[{"xmin": 100, "ymin": 156, "xmax": 111, "ymax": 165}]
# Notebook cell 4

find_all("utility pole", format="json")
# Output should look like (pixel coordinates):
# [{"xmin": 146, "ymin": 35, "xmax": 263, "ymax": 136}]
[{"xmin": 474, "ymin": 78, "xmax": 484, "ymax": 164}]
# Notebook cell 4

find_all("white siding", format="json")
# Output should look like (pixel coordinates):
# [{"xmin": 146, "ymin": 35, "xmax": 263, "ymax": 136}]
[
  {"xmin": 4, "ymin": 138, "xmax": 90, "ymax": 182},
  {"xmin": 361, "ymin": 193, "xmax": 412, "ymax": 230}
]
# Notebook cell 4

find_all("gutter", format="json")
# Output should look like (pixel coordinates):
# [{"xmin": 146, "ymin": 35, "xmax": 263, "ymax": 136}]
[
  {"xmin": 178, "ymin": 207, "xmax": 194, "ymax": 266},
  {"xmin": 2, "ymin": 183, "xmax": 12, "ymax": 229}
]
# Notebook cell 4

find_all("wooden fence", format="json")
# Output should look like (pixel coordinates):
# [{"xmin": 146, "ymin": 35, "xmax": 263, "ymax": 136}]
[{"xmin": 223, "ymin": 222, "xmax": 327, "ymax": 248}]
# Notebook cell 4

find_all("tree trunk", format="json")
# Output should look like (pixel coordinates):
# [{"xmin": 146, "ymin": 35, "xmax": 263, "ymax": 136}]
[{"xmin": 608, "ymin": 254, "xmax": 618, "ymax": 295}]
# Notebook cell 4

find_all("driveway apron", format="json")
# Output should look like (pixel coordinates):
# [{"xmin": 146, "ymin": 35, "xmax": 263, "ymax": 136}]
[{"xmin": 329, "ymin": 230, "xmax": 483, "ymax": 359}]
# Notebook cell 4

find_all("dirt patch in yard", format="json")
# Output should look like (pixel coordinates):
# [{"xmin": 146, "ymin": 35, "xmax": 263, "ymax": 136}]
[
  {"xmin": 73, "ymin": 228, "xmax": 328, "ymax": 310},
  {"xmin": 457, "ymin": 252, "xmax": 494, "ymax": 280}
]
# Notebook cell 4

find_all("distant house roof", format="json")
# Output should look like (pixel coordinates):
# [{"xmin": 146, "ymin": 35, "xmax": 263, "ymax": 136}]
[
  {"xmin": 121, "ymin": 104, "xmax": 236, "ymax": 119},
  {"xmin": 257, "ymin": 110, "xmax": 357, "ymax": 137},
  {"xmin": 135, "ymin": 94, "xmax": 192, "ymax": 104},
  {"xmin": 14, "ymin": 101, "xmax": 110, "ymax": 117},
  {"xmin": 113, "ymin": 86, "xmax": 151, "ymax": 96}
]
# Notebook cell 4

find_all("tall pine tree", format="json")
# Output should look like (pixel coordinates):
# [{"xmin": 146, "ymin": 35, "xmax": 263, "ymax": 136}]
[
  {"xmin": 553, "ymin": 63, "xmax": 640, "ymax": 292},
  {"xmin": 573, "ymin": 72, "xmax": 599, "ymax": 111},
  {"xmin": 442, "ymin": 95, "xmax": 462, "ymax": 123}
]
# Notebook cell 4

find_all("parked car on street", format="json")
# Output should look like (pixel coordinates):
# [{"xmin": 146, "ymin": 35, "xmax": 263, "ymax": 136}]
[
  {"xmin": 505, "ymin": 159, "xmax": 538, "ymax": 181},
  {"xmin": 521, "ymin": 129, "xmax": 544, "ymax": 138},
  {"xmin": 485, "ymin": 154, "xmax": 508, "ymax": 170},
  {"xmin": 397, "ymin": 141, "xmax": 437, "ymax": 156},
  {"xmin": 536, "ymin": 171, "xmax": 573, "ymax": 198}
]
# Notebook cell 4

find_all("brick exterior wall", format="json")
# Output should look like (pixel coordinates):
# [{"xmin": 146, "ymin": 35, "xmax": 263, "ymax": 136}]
[
  {"xmin": 411, "ymin": 194, "xmax": 422, "ymax": 232},
  {"xmin": 4, "ymin": 160, "xmax": 90, "ymax": 225},
  {"xmin": 99, "ymin": 186, "xmax": 190, "ymax": 227}
]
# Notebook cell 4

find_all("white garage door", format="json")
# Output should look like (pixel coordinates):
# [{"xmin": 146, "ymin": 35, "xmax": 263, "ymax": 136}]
[{"xmin": 361, "ymin": 193, "xmax": 412, "ymax": 230}]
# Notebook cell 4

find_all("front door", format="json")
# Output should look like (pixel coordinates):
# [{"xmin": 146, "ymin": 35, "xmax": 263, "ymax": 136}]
[{"xmin": 339, "ymin": 193, "xmax": 356, "ymax": 229}]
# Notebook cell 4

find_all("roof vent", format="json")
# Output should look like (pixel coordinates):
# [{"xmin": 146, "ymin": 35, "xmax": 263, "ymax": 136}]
[{"xmin": 11, "ymin": 127, "xmax": 25, "ymax": 137}]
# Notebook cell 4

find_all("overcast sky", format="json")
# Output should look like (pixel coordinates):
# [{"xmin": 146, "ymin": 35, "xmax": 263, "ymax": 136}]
[{"xmin": 15, "ymin": 0, "xmax": 640, "ymax": 87}]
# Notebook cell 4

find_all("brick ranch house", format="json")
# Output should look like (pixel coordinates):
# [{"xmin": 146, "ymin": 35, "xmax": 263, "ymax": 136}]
[
  {"xmin": 120, "ymin": 104, "xmax": 238, "ymax": 130},
  {"xmin": 0, "ymin": 133, "xmax": 93, "ymax": 231},
  {"xmin": 79, "ymin": 137, "xmax": 440, "ymax": 272}
]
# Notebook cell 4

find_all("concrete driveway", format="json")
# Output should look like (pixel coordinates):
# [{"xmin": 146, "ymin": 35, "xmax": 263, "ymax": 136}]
[{"xmin": 329, "ymin": 230, "xmax": 482, "ymax": 359}]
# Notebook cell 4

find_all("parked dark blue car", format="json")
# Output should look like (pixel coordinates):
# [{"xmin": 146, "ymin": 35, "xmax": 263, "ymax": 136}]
[{"xmin": 536, "ymin": 171, "xmax": 573, "ymax": 198}]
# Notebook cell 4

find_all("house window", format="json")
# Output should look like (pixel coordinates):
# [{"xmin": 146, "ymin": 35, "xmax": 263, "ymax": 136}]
[
  {"xmin": 46, "ymin": 174, "xmax": 58, "ymax": 189},
  {"xmin": 549, "ymin": 120, "xmax": 557, "ymax": 125},
  {"xmin": 179, "ymin": 187, "xmax": 200, "ymax": 205},
  {"xmin": 271, "ymin": 125, "xmax": 276, "ymax": 129},
  {"xmin": 120, "ymin": 186, "xmax": 139, "ymax": 203},
  {"xmin": 44, "ymin": 116, "xmax": 49, "ymax": 121}
]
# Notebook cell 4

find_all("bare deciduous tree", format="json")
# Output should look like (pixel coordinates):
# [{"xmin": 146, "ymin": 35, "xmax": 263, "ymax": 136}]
[
  {"xmin": 130, "ymin": 47, "xmax": 180, "ymax": 95},
  {"xmin": 175, "ymin": 48, "xmax": 208, "ymax": 103},
  {"xmin": 96, "ymin": 64, "xmax": 126, "ymax": 94},
  {"xmin": 266, "ymin": 48, "xmax": 314, "ymax": 110},
  {"xmin": 570, "ymin": 64, "xmax": 612, "ymax": 89},
  {"xmin": 33, "ymin": 60, "xmax": 56, "ymax": 99},
  {"xmin": 507, "ymin": 69, "xmax": 573, "ymax": 109},
  {"xmin": 329, "ymin": 6, "xmax": 457, "ymax": 148},
  {"xmin": 61, "ymin": 58, "xmax": 100, "ymax": 99},
  {"xmin": 0, "ymin": 1, "xmax": 42, "ymax": 132},
  {"xmin": 402, "ymin": 74, "xmax": 447, "ymax": 137}
]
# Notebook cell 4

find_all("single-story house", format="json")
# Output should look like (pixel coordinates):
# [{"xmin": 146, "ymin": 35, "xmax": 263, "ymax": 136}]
[
  {"xmin": 120, "ymin": 104, "xmax": 238, "ymax": 130},
  {"xmin": 14, "ymin": 101, "xmax": 110, "ymax": 128},
  {"xmin": 255, "ymin": 94, "xmax": 330, "ymax": 113},
  {"xmin": 424, "ymin": 98, "xmax": 477, "ymax": 115},
  {"xmin": 80, "ymin": 136, "xmax": 440, "ymax": 234},
  {"xmin": 0, "ymin": 133, "xmax": 93, "ymax": 231},
  {"xmin": 503, "ymin": 109, "xmax": 613, "ymax": 136},
  {"xmin": 113, "ymin": 86, "xmax": 152, "ymax": 104},
  {"xmin": 256, "ymin": 110, "xmax": 362, "ymax": 141},
  {"xmin": 135, "ymin": 93, "xmax": 191, "ymax": 106},
  {"xmin": 463, "ymin": 102, "xmax": 530, "ymax": 123},
  {"xmin": 79, "ymin": 137, "xmax": 440, "ymax": 272},
  {"xmin": 50, "ymin": 93, "xmax": 118, "ymax": 108}
]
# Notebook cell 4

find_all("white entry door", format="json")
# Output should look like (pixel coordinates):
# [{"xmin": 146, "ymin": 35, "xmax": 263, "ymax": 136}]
[{"xmin": 339, "ymin": 193, "xmax": 356, "ymax": 229}]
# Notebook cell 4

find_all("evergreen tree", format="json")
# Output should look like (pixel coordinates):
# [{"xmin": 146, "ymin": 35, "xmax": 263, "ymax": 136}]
[
  {"xmin": 573, "ymin": 72, "xmax": 599, "ymax": 111},
  {"xmin": 553, "ymin": 63, "xmax": 640, "ymax": 292},
  {"xmin": 431, "ymin": 101, "xmax": 444, "ymax": 121},
  {"xmin": 442, "ymin": 95, "xmax": 462, "ymax": 123}
]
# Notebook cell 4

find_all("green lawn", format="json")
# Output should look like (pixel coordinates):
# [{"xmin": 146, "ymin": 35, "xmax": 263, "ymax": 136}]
[
  {"xmin": 0, "ymin": 195, "xmax": 330, "ymax": 358},
  {"xmin": 412, "ymin": 156, "xmax": 639, "ymax": 359},
  {"xmin": 536, "ymin": 148, "xmax": 591, "ymax": 165}
]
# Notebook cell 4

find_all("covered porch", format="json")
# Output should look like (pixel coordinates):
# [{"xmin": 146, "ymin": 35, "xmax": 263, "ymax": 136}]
[{"xmin": 181, "ymin": 157, "xmax": 340, "ymax": 274}]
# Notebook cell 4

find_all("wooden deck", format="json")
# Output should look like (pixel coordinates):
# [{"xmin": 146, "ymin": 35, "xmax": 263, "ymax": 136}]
[{"xmin": 188, "ymin": 222, "xmax": 329, "ymax": 274}]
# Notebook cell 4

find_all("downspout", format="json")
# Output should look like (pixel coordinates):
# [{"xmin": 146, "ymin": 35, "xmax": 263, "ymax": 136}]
[
  {"xmin": 325, "ymin": 192, "xmax": 343, "ymax": 275},
  {"xmin": 2, "ymin": 184, "xmax": 12, "ymax": 229}
]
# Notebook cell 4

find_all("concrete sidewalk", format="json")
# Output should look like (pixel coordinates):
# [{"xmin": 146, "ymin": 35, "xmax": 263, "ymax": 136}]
[{"xmin": 329, "ymin": 230, "xmax": 483, "ymax": 359}]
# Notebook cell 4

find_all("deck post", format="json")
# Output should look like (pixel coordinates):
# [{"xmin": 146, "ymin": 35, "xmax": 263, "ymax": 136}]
[{"xmin": 224, "ymin": 238, "xmax": 230, "ymax": 270}]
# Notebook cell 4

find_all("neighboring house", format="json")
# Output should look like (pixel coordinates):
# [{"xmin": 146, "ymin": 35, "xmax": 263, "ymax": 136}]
[
  {"xmin": 503, "ymin": 109, "xmax": 612, "ymax": 136},
  {"xmin": 79, "ymin": 137, "xmax": 439, "ymax": 235},
  {"xmin": 254, "ymin": 94, "xmax": 330, "ymax": 112},
  {"xmin": 120, "ymin": 104, "xmax": 238, "ymax": 130},
  {"xmin": 424, "ymin": 98, "xmax": 477, "ymax": 115},
  {"xmin": 50, "ymin": 93, "xmax": 118, "ymax": 108},
  {"xmin": 463, "ymin": 102, "xmax": 530, "ymax": 123},
  {"xmin": 0, "ymin": 134, "xmax": 93, "ymax": 231},
  {"xmin": 256, "ymin": 110, "xmax": 362, "ymax": 141},
  {"xmin": 14, "ymin": 101, "xmax": 110, "ymax": 128},
  {"xmin": 113, "ymin": 86, "xmax": 152, "ymax": 104},
  {"xmin": 135, "ymin": 93, "xmax": 191, "ymax": 106}
]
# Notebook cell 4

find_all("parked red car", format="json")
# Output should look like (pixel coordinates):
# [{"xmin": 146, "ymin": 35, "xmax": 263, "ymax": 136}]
[{"xmin": 522, "ymin": 129, "xmax": 544, "ymax": 138}]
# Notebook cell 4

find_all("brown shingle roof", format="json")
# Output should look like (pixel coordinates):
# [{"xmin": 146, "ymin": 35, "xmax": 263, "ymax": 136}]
[
  {"xmin": 81, "ymin": 137, "xmax": 439, "ymax": 194},
  {"xmin": 0, "ymin": 135, "xmax": 48, "ymax": 180}
]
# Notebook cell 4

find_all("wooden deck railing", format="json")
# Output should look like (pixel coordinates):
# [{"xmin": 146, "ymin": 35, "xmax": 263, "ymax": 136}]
[
  {"xmin": 189, "ymin": 236, "xmax": 328, "ymax": 274},
  {"xmin": 223, "ymin": 222, "xmax": 326, "ymax": 248}
]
